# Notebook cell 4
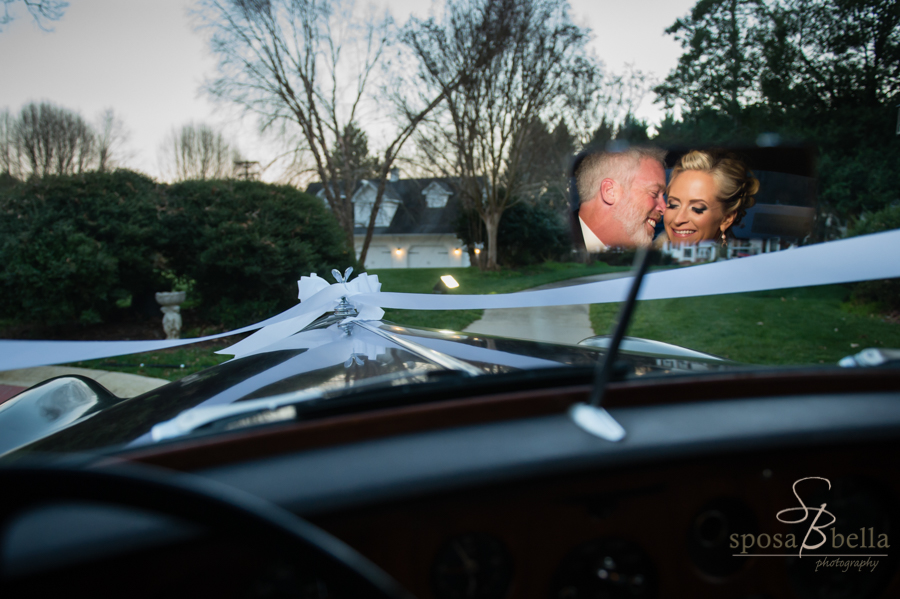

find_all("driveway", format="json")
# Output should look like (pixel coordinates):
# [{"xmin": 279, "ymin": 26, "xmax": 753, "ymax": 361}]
[{"xmin": 462, "ymin": 271, "xmax": 632, "ymax": 345}]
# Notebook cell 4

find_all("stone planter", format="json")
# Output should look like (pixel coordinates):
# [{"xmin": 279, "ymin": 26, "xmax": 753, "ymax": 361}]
[{"xmin": 155, "ymin": 291, "xmax": 186, "ymax": 340}]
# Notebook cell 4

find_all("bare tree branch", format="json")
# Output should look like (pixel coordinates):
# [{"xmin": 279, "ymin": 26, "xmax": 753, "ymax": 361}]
[
  {"xmin": 159, "ymin": 122, "xmax": 238, "ymax": 181},
  {"xmin": 197, "ymin": 0, "xmax": 509, "ymax": 266},
  {"xmin": 407, "ymin": 0, "xmax": 600, "ymax": 269},
  {"xmin": 1, "ymin": 0, "xmax": 67, "ymax": 31}
]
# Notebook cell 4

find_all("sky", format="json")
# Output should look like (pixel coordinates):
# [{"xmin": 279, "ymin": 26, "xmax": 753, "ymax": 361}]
[{"xmin": 0, "ymin": 0, "xmax": 697, "ymax": 182}]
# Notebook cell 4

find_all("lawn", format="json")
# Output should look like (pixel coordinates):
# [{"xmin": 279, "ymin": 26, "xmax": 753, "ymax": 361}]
[
  {"xmin": 371, "ymin": 261, "xmax": 631, "ymax": 330},
  {"xmin": 589, "ymin": 284, "xmax": 900, "ymax": 366},
  {"xmin": 69, "ymin": 338, "xmax": 241, "ymax": 381}
]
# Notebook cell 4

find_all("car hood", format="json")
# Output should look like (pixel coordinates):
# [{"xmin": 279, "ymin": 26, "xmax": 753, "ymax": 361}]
[{"xmin": 0, "ymin": 321, "xmax": 734, "ymax": 458}]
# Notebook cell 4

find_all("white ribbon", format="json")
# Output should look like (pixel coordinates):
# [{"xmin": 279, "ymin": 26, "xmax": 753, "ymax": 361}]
[
  {"xmin": 221, "ymin": 271, "xmax": 384, "ymax": 359},
  {"xmin": 1, "ymin": 229, "xmax": 898, "ymax": 372}
]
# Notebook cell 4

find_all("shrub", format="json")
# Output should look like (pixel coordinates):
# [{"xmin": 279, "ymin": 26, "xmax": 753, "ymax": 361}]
[
  {"xmin": 0, "ymin": 170, "xmax": 166, "ymax": 324},
  {"xmin": 456, "ymin": 201, "xmax": 572, "ymax": 268},
  {"xmin": 159, "ymin": 180, "xmax": 355, "ymax": 326},
  {"xmin": 497, "ymin": 201, "xmax": 572, "ymax": 266},
  {"xmin": 846, "ymin": 203, "xmax": 900, "ymax": 237},
  {"xmin": 845, "ymin": 203, "xmax": 900, "ymax": 312}
]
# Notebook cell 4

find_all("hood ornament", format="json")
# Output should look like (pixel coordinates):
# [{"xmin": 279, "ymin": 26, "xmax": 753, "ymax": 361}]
[
  {"xmin": 332, "ymin": 267, "xmax": 358, "ymax": 335},
  {"xmin": 332, "ymin": 267, "xmax": 354, "ymax": 285}
]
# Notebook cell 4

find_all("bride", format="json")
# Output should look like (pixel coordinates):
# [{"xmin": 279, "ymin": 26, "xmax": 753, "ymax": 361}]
[{"xmin": 663, "ymin": 149, "xmax": 759, "ymax": 246}]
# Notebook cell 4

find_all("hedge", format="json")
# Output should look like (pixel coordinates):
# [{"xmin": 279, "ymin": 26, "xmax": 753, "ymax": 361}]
[
  {"xmin": 0, "ymin": 170, "xmax": 165, "ymax": 324},
  {"xmin": 0, "ymin": 173, "xmax": 355, "ymax": 328},
  {"xmin": 157, "ymin": 179, "xmax": 354, "ymax": 326}
]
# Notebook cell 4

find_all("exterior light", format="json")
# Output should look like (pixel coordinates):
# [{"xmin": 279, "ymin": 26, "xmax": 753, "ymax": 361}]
[
  {"xmin": 474, "ymin": 248, "xmax": 481, "ymax": 255},
  {"xmin": 395, "ymin": 248, "xmax": 403, "ymax": 255},
  {"xmin": 453, "ymin": 248, "xmax": 461, "ymax": 255},
  {"xmin": 440, "ymin": 275, "xmax": 459, "ymax": 289}
]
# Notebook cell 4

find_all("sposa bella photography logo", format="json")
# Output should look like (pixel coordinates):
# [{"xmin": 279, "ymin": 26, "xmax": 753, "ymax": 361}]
[{"xmin": 730, "ymin": 477, "xmax": 890, "ymax": 572}]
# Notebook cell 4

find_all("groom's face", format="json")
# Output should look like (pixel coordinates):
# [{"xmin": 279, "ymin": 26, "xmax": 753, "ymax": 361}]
[{"xmin": 613, "ymin": 158, "xmax": 667, "ymax": 246}]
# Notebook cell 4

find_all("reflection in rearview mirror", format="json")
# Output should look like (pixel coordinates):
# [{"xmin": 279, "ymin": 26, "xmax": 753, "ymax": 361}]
[{"xmin": 570, "ymin": 145, "xmax": 817, "ymax": 262}]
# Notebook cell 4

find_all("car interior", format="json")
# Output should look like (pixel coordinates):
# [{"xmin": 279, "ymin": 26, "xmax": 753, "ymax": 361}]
[{"xmin": 2, "ymin": 362, "xmax": 898, "ymax": 599}]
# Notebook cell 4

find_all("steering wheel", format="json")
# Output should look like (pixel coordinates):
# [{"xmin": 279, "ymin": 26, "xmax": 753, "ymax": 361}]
[{"xmin": 0, "ymin": 463, "xmax": 414, "ymax": 598}]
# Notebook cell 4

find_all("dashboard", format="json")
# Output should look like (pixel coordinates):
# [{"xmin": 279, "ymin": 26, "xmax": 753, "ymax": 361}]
[
  {"xmin": 314, "ymin": 439, "xmax": 899, "ymax": 598},
  {"xmin": 2, "ymin": 369, "xmax": 899, "ymax": 599}
]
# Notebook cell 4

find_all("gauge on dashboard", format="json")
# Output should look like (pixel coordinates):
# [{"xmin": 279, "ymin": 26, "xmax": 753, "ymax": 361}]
[
  {"xmin": 550, "ymin": 538, "xmax": 656, "ymax": 599},
  {"xmin": 687, "ymin": 497, "xmax": 757, "ymax": 578},
  {"xmin": 431, "ymin": 532, "xmax": 514, "ymax": 599}
]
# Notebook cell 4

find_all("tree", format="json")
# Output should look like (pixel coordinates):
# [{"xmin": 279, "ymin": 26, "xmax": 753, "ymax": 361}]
[
  {"xmin": 407, "ymin": 0, "xmax": 599, "ymax": 269},
  {"xmin": 516, "ymin": 118, "xmax": 577, "ymax": 211},
  {"xmin": 160, "ymin": 122, "xmax": 238, "ymax": 181},
  {"xmin": 654, "ymin": 0, "xmax": 900, "ymax": 221},
  {"xmin": 456, "ymin": 198, "xmax": 571, "ymax": 267},
  {"xmin": 15, "ymin": 102, "xmax": 96, "ymax": 177},
  {"xmin": 0, "ymin": 0, "xmax": 67, "ymax": 31},
  {"xmin": 654, "ymin": 0, "xmax": 768, "ymax": 126},
  {"xmin": 0, "ymin": 103, "xmax": 131, "ymax": 179},
  {"xmin": 0, "ymin": 108, "xmax": 21, "ymax": 179},
  {"xmin": 95, "ymin": 108, "xmax": 130, "ymax": 173},
  {"xmin": 332, "ymin": 121, "xmax": 378, "ymax": 184},
  {"xmin": 197, "ymin": 0, "xmax": 510, "ymax": 265}
]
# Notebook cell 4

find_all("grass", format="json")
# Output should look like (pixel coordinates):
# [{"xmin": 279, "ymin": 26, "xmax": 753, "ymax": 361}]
[
  {"xmin": 370, "ymin": 261, "xmax": 631, "ymax": 330},
  {"xmin": 68, "ymin": 337, "xmax": 241, "ymax": 381},
  {"xmin": 589, "ymin": 284, "xmax": 900, "ymax": 366}
]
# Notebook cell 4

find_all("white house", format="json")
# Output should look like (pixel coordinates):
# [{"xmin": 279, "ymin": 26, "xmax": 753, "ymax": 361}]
[
  {"xmin": 660, "ymin": 237, "xmax": 791, "ymax": 264},
  {"xmin": 660, "ymin": 199, "xmax": 813, "ymax": 263},
  {"xmin": 307, "ymin": 176, "xmax": 470, "ymax": 269}
]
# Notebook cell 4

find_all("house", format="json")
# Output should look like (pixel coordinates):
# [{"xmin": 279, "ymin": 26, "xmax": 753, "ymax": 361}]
[
  {"xmin": 306, "ymin": 175, "xmax": 470, "ymax": 269},
  {"xmin": 660, "ymin": 237, "xmax": 792, "ymax": 264}
]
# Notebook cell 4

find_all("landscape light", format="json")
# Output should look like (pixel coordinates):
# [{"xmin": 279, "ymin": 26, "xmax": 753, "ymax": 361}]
[
  {"xmin": 441, "ymin": 275, "xmax": 459, "ymax": 289},
  {"xmin": 474, "ymin": 248, "xmax": 481, "ymax": 255}
]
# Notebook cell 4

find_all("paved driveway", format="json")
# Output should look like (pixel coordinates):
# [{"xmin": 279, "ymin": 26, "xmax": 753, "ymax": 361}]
[{"xmin": 463, "ymin": 272, "xmax": 632, "ymax": 345}]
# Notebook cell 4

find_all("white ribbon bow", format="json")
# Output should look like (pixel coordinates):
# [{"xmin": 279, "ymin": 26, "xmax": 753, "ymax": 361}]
[{"xmin": 220, "ymin": 271, "xmax": 384, "ymax": 359}]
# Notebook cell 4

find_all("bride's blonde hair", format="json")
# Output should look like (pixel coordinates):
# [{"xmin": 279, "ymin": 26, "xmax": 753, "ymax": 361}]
[{"xmin": 670, "ymin": 150, "xmax": 759, "ymax": 230}]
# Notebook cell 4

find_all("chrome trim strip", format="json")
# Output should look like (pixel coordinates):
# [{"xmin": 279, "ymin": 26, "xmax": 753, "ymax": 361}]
[{"xmin": 352, "ymin": 321, "xmax": 484, "ymax": 377}]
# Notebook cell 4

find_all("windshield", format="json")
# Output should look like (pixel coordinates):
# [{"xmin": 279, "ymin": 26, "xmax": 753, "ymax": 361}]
[{"xmin": 0, "ymin": 0, "xmax": 898, "ymax": 456}]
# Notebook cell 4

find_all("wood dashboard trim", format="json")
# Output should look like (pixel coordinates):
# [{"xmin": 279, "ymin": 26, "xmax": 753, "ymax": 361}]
[{"xmin": 119, "ymin": 368, "xmax": 900, "ymax": 472}]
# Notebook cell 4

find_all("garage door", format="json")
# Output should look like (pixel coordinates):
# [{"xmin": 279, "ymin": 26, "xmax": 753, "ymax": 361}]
[
  {"xmin": 408, "ymin": 246, "xmax": 450, "ymax": 268},
  {"xmin": 359, "ymin": 245, "xmax": 394, "ymax": 269}
]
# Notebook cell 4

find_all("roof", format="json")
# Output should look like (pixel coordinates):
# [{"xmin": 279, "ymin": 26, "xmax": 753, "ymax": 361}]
[{"xmin": 305, "ymin": 177, "xmax": 465, "ymax": 236}]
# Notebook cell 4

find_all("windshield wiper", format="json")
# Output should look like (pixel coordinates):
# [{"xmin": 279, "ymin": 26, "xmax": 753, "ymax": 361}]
[
  {"xmin": 839, "ymin": 348, "xmax": 900, "ymax": 368},
  {"xmin": 570, "ymin": 247, "xmax": 655, "ymax": 442}
]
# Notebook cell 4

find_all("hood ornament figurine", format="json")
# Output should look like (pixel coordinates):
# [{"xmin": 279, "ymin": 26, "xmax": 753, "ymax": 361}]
[{"xmin": 332, "ymin": 267, "xmax": 359, "ymax": 335}]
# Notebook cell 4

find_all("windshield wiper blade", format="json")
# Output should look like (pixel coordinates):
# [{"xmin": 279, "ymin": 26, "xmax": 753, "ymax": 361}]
[
  {"xmin": 570, "ymin": 247, "xmax": 655, "ymax": 442},
  {"xmin": 839, "ymin": 348, "xmax": 900, "ymax": 367}
]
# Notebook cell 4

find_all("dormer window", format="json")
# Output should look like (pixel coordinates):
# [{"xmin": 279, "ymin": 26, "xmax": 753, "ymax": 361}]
[
  {"xmin": 422, "ymin": 182, "xmax": 451, "ymax": 209},
  {"xmin": 352, "ymin": 181, "xmax": 400, "ymax": 227}
]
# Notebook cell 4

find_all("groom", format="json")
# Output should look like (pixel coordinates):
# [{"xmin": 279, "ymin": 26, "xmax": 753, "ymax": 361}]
[{"xmin": 573, "ymin": 146, "xmax": 667, "ymax": 250}]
